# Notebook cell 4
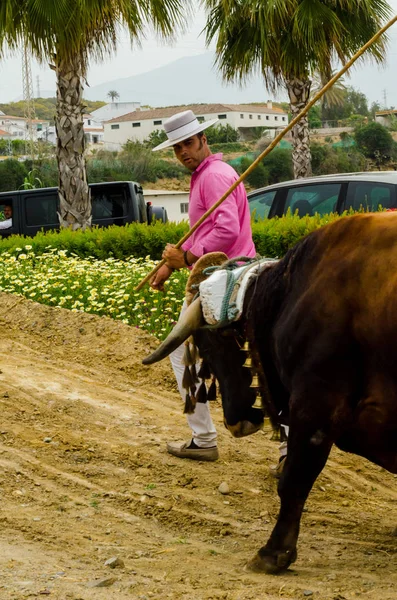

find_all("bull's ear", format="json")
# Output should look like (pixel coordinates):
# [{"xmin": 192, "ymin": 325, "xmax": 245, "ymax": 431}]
[{"xmin": 142, "ymin": 298, "xmax": 204, "ymax": 365}]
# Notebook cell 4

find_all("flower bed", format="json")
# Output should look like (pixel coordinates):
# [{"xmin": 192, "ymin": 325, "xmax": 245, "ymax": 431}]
[{"xmin": 0, "ymin": 246, "xmax": 188, "ymax": 340}]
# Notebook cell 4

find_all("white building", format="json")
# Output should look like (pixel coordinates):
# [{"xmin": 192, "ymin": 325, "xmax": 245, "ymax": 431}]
[
  {"xmin": 143, "ymin": 190, "xmax": 190, "ymax": 223},
  {"xmin": 104, "ymin": 102, "xmax": 288, "ymax": 150},
  {"xmin": 375, "ymin": 110, "xmax": 397, "ymax": 128},
  {"xmin": 83, "ymin": 114, "xmax": 104, "ymax": 144},
  {"xmin": 0, "ymin": 113, "xmax": 50, "ymax": 141},
  {"xmin": 91, "ymin": 101, "xmax": 142, "ymax": 124}
]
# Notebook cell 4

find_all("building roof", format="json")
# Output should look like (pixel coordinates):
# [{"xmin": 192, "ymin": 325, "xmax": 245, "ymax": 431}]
[
  {"xmin": 376, "ymin": 109, "xmax": 397, "ymax": 116},
  {"xmin": 0, "ymin": 115, "xmax": 49, "ymax": 123},
  {"xmin": 105, "ymin": 103, "xmax": 286, "ymax": 124},
  {"xmin": 0, "ymin": 129, "xmax": 11, "ymax": 136},
  {"xmin": 0, "ymin": 115, "xmax": 26, "ymax": 120}
]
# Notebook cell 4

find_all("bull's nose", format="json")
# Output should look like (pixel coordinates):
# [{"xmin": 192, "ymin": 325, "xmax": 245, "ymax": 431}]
[{"xmin": 224, "ymin": 419, "xmax": 263, "ymax": 438}]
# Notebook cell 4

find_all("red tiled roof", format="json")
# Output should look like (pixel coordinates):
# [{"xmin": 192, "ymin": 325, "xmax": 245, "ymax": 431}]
[
  {"xmin": 105, "ymin": 103, "xmax": 286, "ymax": 124},
  {"xmin": 0, "ymin": 129, "xmax": 11, "ymax": 136},
  {"xmin": 0, "ymin": 116, "xmax": 49, "ymax": 123}
]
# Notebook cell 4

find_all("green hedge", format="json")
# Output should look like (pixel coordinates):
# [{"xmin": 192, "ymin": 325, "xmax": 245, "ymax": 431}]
[
  {"xmin": 251, "ymin": 211, "xmax": 343, "ymax": 257},
  {"xmin": 0, "ymin": 212, "xmax": 346, "ymax": 260}
]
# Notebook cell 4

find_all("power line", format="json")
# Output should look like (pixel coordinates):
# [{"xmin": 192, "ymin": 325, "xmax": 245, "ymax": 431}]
[{"xmin": 383, "ymin": 88, "xmax": 388, "ymax": 108}]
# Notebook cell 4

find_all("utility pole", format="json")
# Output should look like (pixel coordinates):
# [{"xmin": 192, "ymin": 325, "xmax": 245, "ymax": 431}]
[
  {"xmin": 383, "ymin": 88, "xmax": 388, "ymax": 109},
  {"xmin": 22, "ymin": 41, "xmax": 36, "ymax": 161}
]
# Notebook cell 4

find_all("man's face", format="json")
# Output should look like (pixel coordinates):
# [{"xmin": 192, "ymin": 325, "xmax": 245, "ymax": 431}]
[
  {"xmin": 172, "ymin": 134, "xmax": 210, "ymax": 172},
  {"xmin": 3, "ymin": 206, "xmax": 12, "ymax": 219}
]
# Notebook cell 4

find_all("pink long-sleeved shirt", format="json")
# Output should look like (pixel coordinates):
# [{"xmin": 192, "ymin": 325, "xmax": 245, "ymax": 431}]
[{"xmin": 182, "ymin": 154, "xmax": 256, "ymax": 260}]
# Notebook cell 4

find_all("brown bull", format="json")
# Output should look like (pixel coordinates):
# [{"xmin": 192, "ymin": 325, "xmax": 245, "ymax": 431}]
[{"xmin": 143, "ymin": 212, "xmax": 397, "ymax": 573}]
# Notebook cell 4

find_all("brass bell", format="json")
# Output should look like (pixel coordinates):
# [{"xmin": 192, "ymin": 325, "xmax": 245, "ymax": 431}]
[
  {"xmin": 243, "ymin": 356, "xmax": 252, "ymax": 368},
  {"xmin": 250, "ymin": 373, "xmax": 260, "ymax": 388},
  {"xmin": 253, "ymin": 395, "xmax": 263, "ymax": 409}
]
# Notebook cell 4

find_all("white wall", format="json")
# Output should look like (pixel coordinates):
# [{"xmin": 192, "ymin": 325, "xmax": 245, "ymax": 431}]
[
  {"xmin": 143, "ymin": 190, "xmax": 190, "ymax": 223},
  {"xmin": 375, "ymin": 115, "xmax": 391, "ymax": 127},
  {"xmin": 104, "ymin": 108, "xmax": 289, "ymax": 149},
  {"xmin": 91, "ymin": 102, "xmax": 141, "ymax": 123},
  {"xmin": 104, "ymin": 118, "xmax": 162, "ymax": 150},
  {"xmin": 226, "ymin": 111, "xmax": 287, "ymax": 129},
  {"xmin": 0, "ymin": 117, "xmax": 50, "ymax": 141}
]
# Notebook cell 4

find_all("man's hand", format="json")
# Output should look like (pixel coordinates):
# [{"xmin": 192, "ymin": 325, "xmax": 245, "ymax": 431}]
[
  {"xmin": 162, "ymin": 243, "xmax": 185, "ymax": 270},
  {"xmin": 149, "ymin": 264, "xmax": 173, "ymax": 292}
]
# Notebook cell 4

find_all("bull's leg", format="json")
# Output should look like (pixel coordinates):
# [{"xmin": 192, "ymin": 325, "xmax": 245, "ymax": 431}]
[{"xmin": 246, "ymin": 419, "xmax": 333, "ymax": 574}]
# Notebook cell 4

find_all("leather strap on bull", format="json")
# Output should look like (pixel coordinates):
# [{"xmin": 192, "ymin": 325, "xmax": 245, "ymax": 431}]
[{"xmin": 181, "ymin": 254, "xmax": 278, "ymax": 415}]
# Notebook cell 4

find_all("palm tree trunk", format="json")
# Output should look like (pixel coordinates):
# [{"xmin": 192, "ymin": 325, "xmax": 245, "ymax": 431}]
[
  {"xmin": 285, "ymin": 77, "xmax": 312, "ymax": 179},
  {"xmin": 55, "ymin": 55, "xmax": 91, "ymax": 229}
]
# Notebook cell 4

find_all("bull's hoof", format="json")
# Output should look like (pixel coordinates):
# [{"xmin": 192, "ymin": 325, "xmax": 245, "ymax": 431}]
[{"xmin": 245, "ymin": 548, "xmax": 297, "ymax": 574}]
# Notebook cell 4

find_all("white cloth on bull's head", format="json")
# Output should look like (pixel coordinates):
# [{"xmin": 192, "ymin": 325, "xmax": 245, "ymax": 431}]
[{"xmin": 198, "ymin": 257, "xmax": 279, "ymax": 326}]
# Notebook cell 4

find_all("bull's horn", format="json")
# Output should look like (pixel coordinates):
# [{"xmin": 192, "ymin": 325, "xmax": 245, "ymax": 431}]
[{"xmin": 142, "ymin": 297, "xmax": 204, "ymax": 365}]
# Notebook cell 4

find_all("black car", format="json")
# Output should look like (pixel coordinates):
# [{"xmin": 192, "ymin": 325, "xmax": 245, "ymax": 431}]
[
  {"xmin": 247, "ymin": 171, "xmax": 397, "ymax": 219},
  {"xmin": 0, "ymin": 181, "xmax": 168, "ymax": 238}
]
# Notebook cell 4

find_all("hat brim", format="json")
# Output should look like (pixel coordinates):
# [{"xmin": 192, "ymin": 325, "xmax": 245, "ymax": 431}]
[{"xmin": 152, "ymin": 118, "xmax": 219, "ymax": 152}]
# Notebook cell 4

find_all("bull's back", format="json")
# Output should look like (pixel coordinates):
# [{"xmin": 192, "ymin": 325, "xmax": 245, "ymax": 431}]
[{"xmin": 272, "ymin": 212, "xmax": 397, "ymax": 379}]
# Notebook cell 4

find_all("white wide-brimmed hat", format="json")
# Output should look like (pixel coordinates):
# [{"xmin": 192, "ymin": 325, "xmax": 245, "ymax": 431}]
[{"xmin": 152, "ymin": 110, "xmax": 218, "ymax": 151}]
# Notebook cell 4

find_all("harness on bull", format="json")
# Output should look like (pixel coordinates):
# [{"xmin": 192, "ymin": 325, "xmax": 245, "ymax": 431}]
[{"xmin": 181, "ymin": 254, "xmax": 282, "ymax": 437}]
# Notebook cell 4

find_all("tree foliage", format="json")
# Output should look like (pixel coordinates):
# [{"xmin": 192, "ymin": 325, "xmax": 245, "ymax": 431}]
[
  {"xmin": 0, "ymin": 0, "xmax": 191, "ymax": 228},
  {"xmin": 0, "ymin": 159, "xmax": 28, "ymax": 192},
  {"xmin": 354, "ymin": 122, "xmax": 394, "ymax": 163},
  {"xmin": 205, "ymin": 124, "xmax": 238, "ymax": 143},
  {"xmin": 0, "ymin": 98, "xmax": 106, "ymax": 124},
  {"xmin": 202, "ymin": 0, "xmax": 390, "ymax": 177},
  {"xmin": 320, "ymin": 86, "xmax": 370, "ymax": 124}
]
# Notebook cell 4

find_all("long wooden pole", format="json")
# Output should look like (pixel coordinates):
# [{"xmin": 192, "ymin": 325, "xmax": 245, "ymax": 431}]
[{"xmin": 135, "ymin": 14, "xmax": 397, "ymax": 292}]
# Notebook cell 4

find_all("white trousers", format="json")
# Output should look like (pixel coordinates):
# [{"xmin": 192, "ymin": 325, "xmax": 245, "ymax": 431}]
[
  {"xmin": 279, "ymin": 425, "xmax": 289, "ymax": 457},
  {"xmin": 169, "ymin": 301, "xmax": 217, "ymax": 448}
]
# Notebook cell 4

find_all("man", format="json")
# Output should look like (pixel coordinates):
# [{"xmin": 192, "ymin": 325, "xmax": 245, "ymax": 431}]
[
  {"xmin": 0, "ymin": 204, "xmax": 12, "ymax": 229},
  {"xmin": 150, "ymin": 110, "xmax": 256, "ymax": 461}
]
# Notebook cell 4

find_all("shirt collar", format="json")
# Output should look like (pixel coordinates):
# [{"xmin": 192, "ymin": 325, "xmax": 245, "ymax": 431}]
[{"xmin": 193, "ymin": 153, "xmax": 223, "ymax": 176}]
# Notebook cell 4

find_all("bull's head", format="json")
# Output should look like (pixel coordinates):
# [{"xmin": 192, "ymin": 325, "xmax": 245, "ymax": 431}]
[{"xmin": 143, "ymin": 255, "xmax": 265, "ymax": 438}]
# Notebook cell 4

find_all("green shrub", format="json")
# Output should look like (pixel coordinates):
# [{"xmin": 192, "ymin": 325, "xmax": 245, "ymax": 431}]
[
  {"xmin": 0, "ymin": 221, "xmax": 189, "ymax": 260},
  {"xmin": 311, "ymin": 143, "xmax": 366, "ymax": 176},
  {"xmin": 0, "ymin": 159, "xmax": 28, "ymax": 192},
  {"xmin": 205, "ymin": 124, "xmax": 239, "ymax": 144},
  {"xmin": 262, "ymin": 148, "xmax": 293, "ymax": 183},
  {"xmin": 0, "ymin": 212, "xmax": 350, "ymax": 263},
  {"xmin": 211, "ymin": 142, "xmax": 250, "ymax": 153},
  {"xmin": 234, "ymin": 148, "xmax": 293, "ymax": 187},
  {"xmin": 354, "ymin": 122, "xmax": 394, "ymax": 163},
  {"xmin": 252, "ymin": 212, "xmax": 342, "ymax": 258}
]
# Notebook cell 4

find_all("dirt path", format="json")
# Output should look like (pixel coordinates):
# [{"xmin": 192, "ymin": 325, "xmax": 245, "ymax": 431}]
[{"xmin": 0, "ymin": 293, "xmax": 395, "ymax": 600}]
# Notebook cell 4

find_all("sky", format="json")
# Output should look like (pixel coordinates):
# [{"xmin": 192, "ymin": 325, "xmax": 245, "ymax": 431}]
[{"xmin": 1, "ymin": 1, "xmax": 397, "ymax": 106}]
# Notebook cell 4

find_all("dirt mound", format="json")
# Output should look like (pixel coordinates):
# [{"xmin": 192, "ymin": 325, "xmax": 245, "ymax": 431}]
[{"xmin": 0, "ymin": 292, "xmax": 395, "ymax": 600}]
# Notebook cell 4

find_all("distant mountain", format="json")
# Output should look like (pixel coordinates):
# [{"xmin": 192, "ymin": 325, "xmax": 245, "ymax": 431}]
[
  {"xmin": 12, "ymin": 90, "xmax": 56, "ymax": 102},
  {"xmin": 83, "ymin": 49, "xmax": 396, "ymax": 109},
  {"xmin": 84, "ymin": 52, "xmax": 279, "ymax": 106}
]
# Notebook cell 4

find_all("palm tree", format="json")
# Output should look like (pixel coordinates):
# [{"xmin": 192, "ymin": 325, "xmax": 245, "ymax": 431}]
[
  {"xmin": 311, "ymin": 71, "xmax": 347, "ymax": 125},
  {"xmin": 202, "ymin": 0, "xmax": 391, "ymax": 178},
  {"xmin": 0, "ymin": 1, "xmax": 189, "ymax": 229},
  {"xmin": 107, "ymin": 90, "xmax": 120, "ymax": 102}
]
